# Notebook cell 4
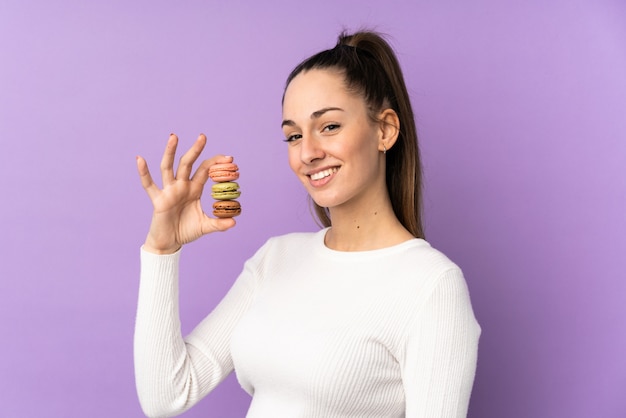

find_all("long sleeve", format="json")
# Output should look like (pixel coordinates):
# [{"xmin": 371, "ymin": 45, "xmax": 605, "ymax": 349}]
[
  {"xmin": 401, "ymin": 268, "xmax": 481, "ymax": 418},
  {"xmin": 133, "ymin": 246, "xmax": 264, "ymax": 418}
]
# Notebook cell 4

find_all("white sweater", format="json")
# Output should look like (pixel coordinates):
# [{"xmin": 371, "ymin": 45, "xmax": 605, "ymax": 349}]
[{"xmin": 134, "ymin": 229, "xmax": 480, "ymax": 417}]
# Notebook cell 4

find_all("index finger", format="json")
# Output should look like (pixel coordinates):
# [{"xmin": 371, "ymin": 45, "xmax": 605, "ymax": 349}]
[{"xmin": 191, "ymin": 154, "xmax": 234, "ymax": 184}]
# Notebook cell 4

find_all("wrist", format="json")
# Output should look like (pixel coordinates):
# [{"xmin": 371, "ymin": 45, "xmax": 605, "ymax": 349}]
[{"xmin": 143, "ymin": 237, "xmax": 181, "ymax": 255}]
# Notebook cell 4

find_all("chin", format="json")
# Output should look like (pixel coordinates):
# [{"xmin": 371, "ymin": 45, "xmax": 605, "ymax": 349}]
[{"xmin": 308, "ymin": 193, "xmax": 345, "ymax": 210}]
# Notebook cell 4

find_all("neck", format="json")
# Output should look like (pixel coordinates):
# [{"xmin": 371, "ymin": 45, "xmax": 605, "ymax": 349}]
[{"xmin": 324, "ymin": 192, "xmax": 414, "ymax": 252}]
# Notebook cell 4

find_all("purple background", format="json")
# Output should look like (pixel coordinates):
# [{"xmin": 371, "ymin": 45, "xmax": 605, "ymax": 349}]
[{"xmin": 1, "ymin": 0, "xmax": 624, "ymax": 417}]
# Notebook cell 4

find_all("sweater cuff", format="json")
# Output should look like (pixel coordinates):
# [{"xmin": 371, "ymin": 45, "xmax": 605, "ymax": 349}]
[{"xmin": 139, "ymin": 246, "xmax": 182, "ymax": 286}]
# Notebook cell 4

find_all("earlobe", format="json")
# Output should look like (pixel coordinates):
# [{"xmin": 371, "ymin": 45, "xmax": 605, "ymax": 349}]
[{"xmin": 378, "ymin": 109, "xmax": 400, "ymax": 153}]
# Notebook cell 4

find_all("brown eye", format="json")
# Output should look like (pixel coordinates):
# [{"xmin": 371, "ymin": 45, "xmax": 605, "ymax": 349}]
[{"xmin": 283, "ymin": 134, "xmax": 302, "ymax": 143}]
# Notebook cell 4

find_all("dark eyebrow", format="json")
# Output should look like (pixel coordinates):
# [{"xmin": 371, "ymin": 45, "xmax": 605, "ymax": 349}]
[
  {"xmin": 281, "ymin": 107, "xmax": 344, "ymax": 128},
  {"xmin": 311, "ymin": 107, "xmax": 344, "ymax": 119},
  {"xmin": 281, "ymin": 119, "xmax": 295, "ymax": 128}
]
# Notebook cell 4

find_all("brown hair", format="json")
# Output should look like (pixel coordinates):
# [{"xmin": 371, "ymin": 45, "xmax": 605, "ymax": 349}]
[{"xmin": 284, "ymin": 30, "xmax": 424, "ymax": 239}]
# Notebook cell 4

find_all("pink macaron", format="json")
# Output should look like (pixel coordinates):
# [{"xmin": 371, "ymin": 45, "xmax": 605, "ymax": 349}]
[{"xmin": 209, "ymin": 163, "xmax": 239, "ymax": 182}]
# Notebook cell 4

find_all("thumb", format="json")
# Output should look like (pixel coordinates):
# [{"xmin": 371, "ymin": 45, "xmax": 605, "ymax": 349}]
[{"xmin": 203, "ymin": 216, "xmax": 237, "ymax": 233}]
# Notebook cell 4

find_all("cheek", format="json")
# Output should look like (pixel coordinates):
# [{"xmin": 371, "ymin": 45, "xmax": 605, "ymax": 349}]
[
  {"xmin": 350, "ymin": 131, "xmax": 379, "ymax": 161},
  {"xmin": 287, "ymin": 147, "xmax": 300, "ymax": 174}
]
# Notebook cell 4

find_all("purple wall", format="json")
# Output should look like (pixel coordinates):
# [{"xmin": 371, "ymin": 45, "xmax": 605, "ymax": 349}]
[{"xmin": 1, "ymin": 1, "xmax": 624, "ymax": 417}]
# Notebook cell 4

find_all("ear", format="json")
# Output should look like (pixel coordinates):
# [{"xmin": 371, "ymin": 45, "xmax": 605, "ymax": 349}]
[{"xmin": 377, "ymin": 109, "xmax": 400, "ymax": 153}]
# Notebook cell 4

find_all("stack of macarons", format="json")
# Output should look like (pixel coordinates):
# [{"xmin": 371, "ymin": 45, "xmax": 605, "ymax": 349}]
[{"xmin": 208, "ymin": 162, "xmax": 241, "ymax": 218}]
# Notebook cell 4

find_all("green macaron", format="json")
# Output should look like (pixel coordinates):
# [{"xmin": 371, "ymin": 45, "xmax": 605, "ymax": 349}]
[{"xmin": 211, "ymin": 182, "xmax": 241, "ymax": 200}]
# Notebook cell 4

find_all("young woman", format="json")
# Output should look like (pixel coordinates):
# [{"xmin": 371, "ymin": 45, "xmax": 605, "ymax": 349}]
[{"xmin": 135, "ymin": 31, "xmax": 480, "ymax": 417}]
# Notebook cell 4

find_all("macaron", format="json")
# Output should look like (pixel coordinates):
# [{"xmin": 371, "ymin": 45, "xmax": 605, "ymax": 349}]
[
  {"xmin": 211, "ymin": 182, "xmax": 241, "ymax": 200},
  {"xmin": 213, "ymin": 200, "xmax": 241, "ymax": 218},
  {"xmin": 209, "ymin": 163, "xmax": 239, "ymax": 182}
]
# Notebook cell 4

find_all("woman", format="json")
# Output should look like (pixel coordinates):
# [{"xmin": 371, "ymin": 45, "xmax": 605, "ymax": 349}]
[{"xmin": 135, "ymin": 31, "xmax": 480, "ymax": 417}]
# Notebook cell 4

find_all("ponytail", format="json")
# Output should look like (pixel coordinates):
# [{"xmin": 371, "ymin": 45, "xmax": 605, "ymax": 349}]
[{"xmin": 285, "ymin": 31, "xmax": 424, "ymax": 239}]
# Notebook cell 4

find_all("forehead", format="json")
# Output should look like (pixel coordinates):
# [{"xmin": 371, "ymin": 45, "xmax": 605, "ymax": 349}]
[{"xmin": 282, "ymin": 69, "xmax": 364, "ymax": 117}]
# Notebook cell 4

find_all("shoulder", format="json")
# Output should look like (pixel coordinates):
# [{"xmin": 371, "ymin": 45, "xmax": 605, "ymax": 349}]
[
  {"xmin": 397, "ymin": 239, "xmax": 462, "ymax": 279},
  {"xmin": 381, "ymin": 240, "xmax": 470, "ymax": 314},
  {"xmin": 393, "ymin": 242, "xmax": 479, "ymax": 338}
]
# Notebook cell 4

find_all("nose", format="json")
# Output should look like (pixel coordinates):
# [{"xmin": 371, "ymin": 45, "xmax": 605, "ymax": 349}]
[{"xmin": 300, "ymin": 135, "xmax": 325, "ymax": 164}]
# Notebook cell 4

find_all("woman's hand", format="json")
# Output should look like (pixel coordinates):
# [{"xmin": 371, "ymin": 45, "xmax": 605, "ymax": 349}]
[{"xmin": 136, "ymin": 133, "xmax": 236, "ymax": 254}]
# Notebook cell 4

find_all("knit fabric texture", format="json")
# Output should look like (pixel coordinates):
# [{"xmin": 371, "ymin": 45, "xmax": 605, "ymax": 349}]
[{"xmin": 134, "ymin": 229, "xmax": 480, "ymax": 417}]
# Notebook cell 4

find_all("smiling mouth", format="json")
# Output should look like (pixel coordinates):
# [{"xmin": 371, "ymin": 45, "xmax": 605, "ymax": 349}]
[{"xmin": 310, "ymin": 167, "xmax": 338, "ymax": 181}]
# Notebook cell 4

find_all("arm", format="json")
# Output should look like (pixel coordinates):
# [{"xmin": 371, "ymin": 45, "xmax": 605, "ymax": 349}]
[
  {"xmin": 134, "ymin": 246, "xmax": 264, "ymax": 417},
  {"xmin": 133, "ymin": 134, "xmax": 241, "ymax": 417},
  {"xmin": 134, "ymin": 249, "xmax": 201, "ymax": 417},
  {"xmin": 402, "ymin": 269, "xmax": 481, "ymax": 418}
]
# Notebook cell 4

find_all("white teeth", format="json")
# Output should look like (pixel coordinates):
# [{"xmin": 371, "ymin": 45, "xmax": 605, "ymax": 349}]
[{"xmin": 310, "ymin": 168, "xmax": 337, "ymax": 181}]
